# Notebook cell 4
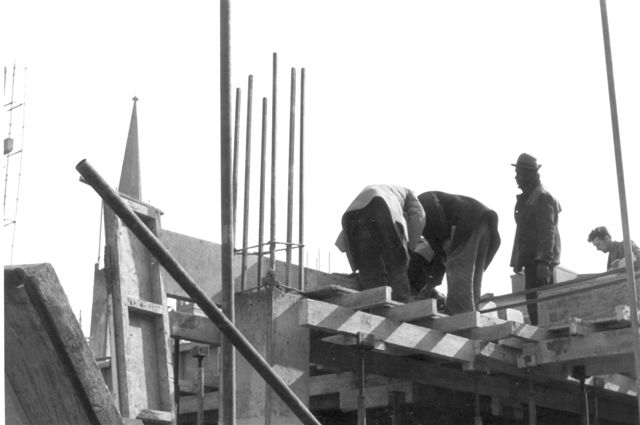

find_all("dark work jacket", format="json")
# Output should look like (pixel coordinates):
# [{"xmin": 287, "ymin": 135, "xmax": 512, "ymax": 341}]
[
  {"xmin": 418, "ymin": 191, "xmax": 501, "ymax": 286},
  {"xmin": 510, "ymin": 183, "xmax": 561, "ymax": 269}
]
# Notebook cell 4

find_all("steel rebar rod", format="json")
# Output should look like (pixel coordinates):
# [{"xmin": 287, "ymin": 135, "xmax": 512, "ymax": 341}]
[
  {"xmin": 220, "ymin": 1, "xmax": 236, "ymax": 422},
  {"xmin": 232, "ymin": 87, "xmax": 241, "ymax": 241},
  {"xmin": 269, "ymin": 52, "xmax": 278, "ymax": 270},
  {"xmin": 286, "ymin": 67, "xmax": 297, "ymax": 286},
  {"xmin": 75, "ymin": 159, "xmax": 321, "ymax": 425},
  {"xmin": 241, "ymin": 75, "xmax": 253, "ymax": 291},
  {"xmin": 298, "ymin": 68, "xmax": 306, "ymax": 290},
  {"xmin": 258, "ymin": 97, "xmax": 268, "ymax": 285},
  {"xmin": 599, "ymin": 2, "xmax": 640, "ymax": 418}
]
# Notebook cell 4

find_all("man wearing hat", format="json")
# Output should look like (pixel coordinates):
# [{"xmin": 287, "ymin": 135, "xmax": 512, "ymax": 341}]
[{"xmin": 510, "ymin": 153, "xmax": 561, "ymax": 325}]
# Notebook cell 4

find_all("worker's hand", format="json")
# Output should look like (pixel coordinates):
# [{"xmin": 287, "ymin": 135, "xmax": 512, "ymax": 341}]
[
  {"xmin": 536, "ymin": 262, "xmax": 551, "ymax": 285},
  {"xmin": 512, "ymin": 266, "xmax": 522, "ymax": 274}
]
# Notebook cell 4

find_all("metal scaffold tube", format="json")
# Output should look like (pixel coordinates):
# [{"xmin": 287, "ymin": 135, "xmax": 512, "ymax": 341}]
[
  {"xmin": 75, "ymin": 159, "xmax": 322, "ymax": 425},
  {"xmin": 220, "ymin": 0, "xmax": 236, "ymax": 422},
  {"xmin": 598, "ymin": 0, "xmax": 640, "ymax": 419}
]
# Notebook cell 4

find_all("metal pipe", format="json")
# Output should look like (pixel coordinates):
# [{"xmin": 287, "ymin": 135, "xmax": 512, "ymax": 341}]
[
  {"xmin": 220, "ymin": 1, "xmax": 236, "ymax": 422},
  {"xmin": 241, "ymin": 75, "xmax": 253, "ymax": 291},
  {"xmin": 232, "ymin": 87, "xmax": 241, "ymax": 241},
  {"xmin": 298, "ymin": 68, "xmax": 306, "ymax": 291},
  {"xmin": 357, "ymin": 350, "xmax": 366, "ymax": 425},
  {"xmin": 258, "ymin": 97, "xmax": 268, "ymax": 285},
  {"xmin": 269, "ymin": 52, "xmax": 278, "ymax": 270},
  {"xmin": 286, "ymin": 67, "xmax": 297, "ymax": 286},
  {"xmin": 599, "ymin": 2, "xmax": 640, "ymax": 417},
  {"xmin": 76, "ymin": 160, "xmax": 321, "ymax": 425}
]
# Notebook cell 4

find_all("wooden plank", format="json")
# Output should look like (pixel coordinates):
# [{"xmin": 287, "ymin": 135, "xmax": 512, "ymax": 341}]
[
  {"xmin": 300, "ymin": 298, "xmax": 517, "ymax": 364},
  {"xmin": 305, "ymin": 284, "xmax": 358, "ymax": 300},
  {"xmin": 466, "ymin": 321, "xmax": 549, "ymax": 342},
  {"xmin": 136, "ymin": 409, "xmax": 172, "ymax": 424},
  {"xmin": 320, "ymin": 334, "xmax": 407, "ymax": 356},
  {"xmin": 169, "ymin": 311, "xmax": 221, "ymax": 345},
  {"xmin": 325, "ymin": 285, "xmax": 395, "ymax": 310},
  {"xmin": 422, "ymin": 311, "xmax": 506, "ymax": 333},
  {"xmin": 5, "ymin": 264, "xmax": 124, "ymax": 425},
  {"xmin": 520, "ymin": 328, "xmax": 636, "ymax": 367},
  {"xmin": 127, "ymin": 296, "xmax": 164, "ymax": 316},
  {"xmin": 383, "ymin": 299, "xmax": 438, "ymax": 322}
]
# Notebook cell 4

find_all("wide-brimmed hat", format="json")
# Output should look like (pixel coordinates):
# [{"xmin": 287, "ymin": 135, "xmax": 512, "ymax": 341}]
[{"xmin": 511, "ymin": 153, "xmax": 541, "ymax": 170}]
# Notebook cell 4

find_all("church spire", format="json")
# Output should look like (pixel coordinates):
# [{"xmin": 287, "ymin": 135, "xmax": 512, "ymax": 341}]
[{"xmin": 118, "ymin": 96, "xmax": 141, "ymax": 200}]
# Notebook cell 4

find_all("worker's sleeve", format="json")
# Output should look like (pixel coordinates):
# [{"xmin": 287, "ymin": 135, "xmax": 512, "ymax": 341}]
[
  {"xmin": 404, "ymin": 191, "xmax": 426, "ymax": 251},
  {"xmin": 534, "ymin": 195, "xmax": 557, "ymax": 264}
]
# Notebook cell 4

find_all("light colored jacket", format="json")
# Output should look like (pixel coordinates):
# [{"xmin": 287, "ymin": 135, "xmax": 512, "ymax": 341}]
[{"xmin": 335, "ymin": 184, "xmax": 426, "ymax": 257}]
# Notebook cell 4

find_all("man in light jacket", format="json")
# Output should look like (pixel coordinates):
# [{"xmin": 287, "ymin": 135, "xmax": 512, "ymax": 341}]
[{"xmin": 336, "ymin": 184, "xmax": 426, "ymax": 302}]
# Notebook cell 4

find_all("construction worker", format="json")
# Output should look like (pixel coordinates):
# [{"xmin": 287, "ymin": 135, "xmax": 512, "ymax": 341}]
[
  {"xmin": 587, "ymin": 226, "xmax": 640, "ymax": 270},
  {"xmin": 409, "ymin": 191, "xmax": 501, "ymax": 314},
  {"xmin": 510, "ymin": 153, "xmax": 561, "ymax": 326},
  {"xmin": 335, "ymin": 184, "xmax": 426, "ymax": 302}
]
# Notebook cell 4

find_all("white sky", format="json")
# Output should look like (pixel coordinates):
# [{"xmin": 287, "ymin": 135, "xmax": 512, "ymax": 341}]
[{"xmin": 2, "ymin": 0, "xmax": 640, "ymax": 335}]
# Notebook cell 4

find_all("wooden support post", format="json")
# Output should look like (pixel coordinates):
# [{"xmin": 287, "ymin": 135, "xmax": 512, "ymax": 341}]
[
  {"xmin": 357, "ymin": 349, "xmax": 366, "ymax": 425},
  {"xmin": 528, "ymin": 369, "xmax": 537, "ymax": 425},
  {"xmin": 389, "ymin": 391, "xmax": 405, "ymax": 425}
]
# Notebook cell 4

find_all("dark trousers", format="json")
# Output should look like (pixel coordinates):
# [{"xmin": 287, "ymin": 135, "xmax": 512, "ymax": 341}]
[
  {"xmin": 343, "ymin": 198, "xmax": 410, "ymax": 302},
  {"xmin": 523, "ymin": 263, "xmax": 554, "ymax": 325}
]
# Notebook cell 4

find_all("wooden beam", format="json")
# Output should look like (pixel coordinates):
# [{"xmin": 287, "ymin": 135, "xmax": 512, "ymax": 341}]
[
  {"xmin": 300, "ymin": 298, "xmax": 479, "ymax": 362},
  {"xmin": 127, "ymin": 296, "xmax": 164, "ymax": 316},
  {"xmin": 521, "ymin": 328, "xmax": 636, "ymax": 367},
  {"xmin": 169, "ymin": 311, "xmax": 221, "ymax": 345},
  {"xmin": 325, "ymin": 286, "xmax": 396, "ymax": 310},
  {"xmin": 383, "ymin": 299, "xmax": 438, "ymax": 322},
  {"xmin": 422, "ymin": 311, "xmax": 506, "ymax": 333},
  {"xmin": 466, "ymin": 321, "xmax": 549, "ymax": 342}
]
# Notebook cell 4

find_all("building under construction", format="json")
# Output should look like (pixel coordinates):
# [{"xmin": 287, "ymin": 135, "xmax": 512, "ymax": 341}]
[{"xmin": 4, "ymin": 2, "xmax": 640, "ymax": 425}]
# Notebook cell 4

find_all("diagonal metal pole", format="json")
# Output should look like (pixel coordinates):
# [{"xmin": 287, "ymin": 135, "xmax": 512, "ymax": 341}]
[
  {"xmin": 220, "ymin": 0, "xmax": 236, "ymax": 422},
  {"xmin": 76, "ymin": 159, "xmax": 322, "ymax": 425},
  {"xmin": 599, "ymin": 0, "xmax": 640, "ymax": 419}
]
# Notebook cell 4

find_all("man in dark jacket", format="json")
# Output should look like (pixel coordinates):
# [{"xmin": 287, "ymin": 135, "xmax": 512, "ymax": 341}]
[
  {"xmin": 410, "ymin": 191, "xmax": 501, "ymax": 314},
  {"xmin": 510, "ymin": 153, "xmax": 561, "ymax": 325}
]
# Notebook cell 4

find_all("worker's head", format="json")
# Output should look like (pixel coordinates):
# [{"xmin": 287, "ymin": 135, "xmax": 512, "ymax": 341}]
[
  {"xmin": 512, "ymin": 153, "xmax": 541, "ymax": 190},
  {"xmin": 588, "ymin": 226, "xmax": 613, "ymax": 253}
]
